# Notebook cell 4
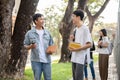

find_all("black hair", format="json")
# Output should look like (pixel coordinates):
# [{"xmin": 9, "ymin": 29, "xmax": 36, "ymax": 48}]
[
  {"xmin": 100, "ymin": 29, "xmax": 107, "ymax": 36},
  {"xmin": 32, "ymin": 13, "xmax": 43, "ymax": 24},
  {"xmin": 98, "ymin": 29, "xmax": 107, "ymax": 48},
  {"xmin": 73, "ymin": 9, "xmax": 84, "ymax": 20}
]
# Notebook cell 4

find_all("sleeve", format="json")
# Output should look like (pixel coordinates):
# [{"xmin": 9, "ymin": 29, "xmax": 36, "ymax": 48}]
[
  {"xmin": 84, "ymin": 27, "xmax": 92, "ymax": 44},
  {"xmin": 48, "ymin": 32, "xmax": 54, "ymax": 46},
  {"xmin": 49, "ymin": 35, "xmax": 54, "ymax": 46},
  {"xmin": 24, "ymin": 32, "xmax": 30, "ymax": 46}
]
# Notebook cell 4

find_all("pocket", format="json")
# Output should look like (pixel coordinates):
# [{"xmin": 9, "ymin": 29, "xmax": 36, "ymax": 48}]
[
  {"xmin": 44, "ymin": 35, "xmax": 50, "ymax": 40},
  {"xmin": 43, "ymin": 35, "xmax": 50, "ymax": 44},
  {"xmin": 29, "ymin": 38, "xmax": 36, "ymax": 44},
  {"xmin": 29, "ymin": 33, "xmax": 37, "ymax": 44}
]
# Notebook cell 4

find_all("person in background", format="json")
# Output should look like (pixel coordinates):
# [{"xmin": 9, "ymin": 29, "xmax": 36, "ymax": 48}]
[
  {"xmin": 84, "ymin": 41, "xmax": 96, "ymax": 80},
  {"xmin": 24, "ymin": 13, "xmax": 53, "ymax": 80},
  {"xmin": 69, "ymin": 9, "xmax": 92, "ymax": 80},
  {"xmin": 97, "ymin": 29, "xmax": 109, "ymax": 80}
]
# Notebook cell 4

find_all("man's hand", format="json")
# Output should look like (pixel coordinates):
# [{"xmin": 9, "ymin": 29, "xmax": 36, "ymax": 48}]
[
  {"xmin": 25, "ymin": 43, "xmax": 36, "ymax": 50},
  {"xmin": 46, "ymin": 50, "xmax": 52, "ymax": 55},
  {"xmin": 69, "ymin": 34, "xmax": 74, "ymax": 41},
  {"xmin": 30, "ymin": 43, "xmax": 36, "ymax": 49},
  {"xmin": 98, "ymin": 41, "xmax": 102, "ymax": 45}
]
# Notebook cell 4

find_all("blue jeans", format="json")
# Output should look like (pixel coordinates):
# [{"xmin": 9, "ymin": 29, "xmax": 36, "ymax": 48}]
[
  {"xmin": 31, "ymin": 61, "xmax": 51, "ymax": 80},
  {"xmin": 84, "ymin": 61, "xmax": 95, "ymax": 79}
]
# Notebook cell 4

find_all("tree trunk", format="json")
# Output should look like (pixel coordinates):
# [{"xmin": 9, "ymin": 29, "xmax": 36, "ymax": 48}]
[
  {"xmin": 114, "ymin": 1, "xmax": 120, "ymax": 79},
  {"xmin": 59, "ymin": 0, "xmax": 75, "ymax": 62},
  {"xmin": 0, "ymin": 0, "xmax": 39, "ymax": 79},
  {"xmin": 88, "ymin": 18, "xmax": 95, "ymax": 33},
  {"xmin": 85, "ymin": 0, "xmax": 110, "ymax": 32},
  {"xmin": 77, "ymin": 0, "xmax": 88, "ymax": 10},
  {"xmin": 0, "ymin": 0, "xmax": 15, "ymax": 78}
]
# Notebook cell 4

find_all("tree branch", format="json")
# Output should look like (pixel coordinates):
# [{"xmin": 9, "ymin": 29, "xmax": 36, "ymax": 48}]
[
  {"xmin": 77, "ymin": 0, "xmax": 88, "ymax": 10},
  {"xmin": 85, "ymin": 6, "xmax": 92, "ymax": 19},
  {"xmin": 94, "ymin": 0, "xmax": 110, "ymax": 19},
  {"xmin": 62, "ymin": 0, "xmax": 75, "ymax": 23}
]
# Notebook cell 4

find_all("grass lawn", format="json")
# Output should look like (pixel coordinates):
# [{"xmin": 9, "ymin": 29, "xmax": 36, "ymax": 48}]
[
  {"xmin": 23, "ymin": 54, "xmax": 98, "ymax": 80},
  {"xmin": 23, "ymin": 61, "xmax": 72, "ymax": 80}
]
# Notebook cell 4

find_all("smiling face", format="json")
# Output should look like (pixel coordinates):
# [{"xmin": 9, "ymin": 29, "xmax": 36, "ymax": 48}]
[{"xmin": 35, "ymin": 16, "xmax": 44, "ymax": 27}]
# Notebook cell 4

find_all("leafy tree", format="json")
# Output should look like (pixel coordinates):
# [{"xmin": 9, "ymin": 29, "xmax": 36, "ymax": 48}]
[
  {"xmin": 85, "ymin": 0, "xmax": 110, "ymax": 32},
  {"xmin": 0, "ymin": 0, "xmax": 39, "ymax": 79}
]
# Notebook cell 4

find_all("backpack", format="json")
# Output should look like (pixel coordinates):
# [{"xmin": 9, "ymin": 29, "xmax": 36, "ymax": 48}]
[
  {"xmin": 90, "ymin": 41, "xmax": 95, "ymax": 51},
  {"xmin": 107, "ymin": 41, "xmax": 113, "ymax": 55}
]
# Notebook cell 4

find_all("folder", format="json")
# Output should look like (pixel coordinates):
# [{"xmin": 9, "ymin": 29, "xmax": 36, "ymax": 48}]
[{"xmin": 69, "ymin": 42, "xmax": 81, "ymax": 49}]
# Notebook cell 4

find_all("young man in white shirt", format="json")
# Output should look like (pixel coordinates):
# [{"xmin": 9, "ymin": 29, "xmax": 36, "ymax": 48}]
[{"xmin": 69, "ymin": 10, "xmax": 92, "ymax": 80}]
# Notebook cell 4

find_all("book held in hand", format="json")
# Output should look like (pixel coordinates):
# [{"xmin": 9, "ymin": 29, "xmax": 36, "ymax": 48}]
[
  {"xmin": 46, "ymin": 45, "xmax": 57, "ymax": 55},
  {"xmin": 69, "ymin": 42, "xmax": 81, "ymax": 49}
]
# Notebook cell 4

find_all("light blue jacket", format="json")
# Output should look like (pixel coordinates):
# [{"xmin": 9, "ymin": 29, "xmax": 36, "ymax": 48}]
[{"xmin": 24, "ymin": 27, "xmax": 53, "ymax": 63}]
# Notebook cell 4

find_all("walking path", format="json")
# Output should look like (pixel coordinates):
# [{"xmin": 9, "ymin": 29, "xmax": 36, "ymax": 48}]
[{"xmin": 108, "ymin": 54, "xmax": 118, "ymax": 80}]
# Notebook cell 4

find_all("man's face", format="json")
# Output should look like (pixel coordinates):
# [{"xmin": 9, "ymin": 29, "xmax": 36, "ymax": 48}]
[
  {"xmin": 72, "ymin": 14, "xmax": 79, "ymax": 25},
  {"xmin": 35, "ymin": 16, "xmax": 44, "ymax": 26}
]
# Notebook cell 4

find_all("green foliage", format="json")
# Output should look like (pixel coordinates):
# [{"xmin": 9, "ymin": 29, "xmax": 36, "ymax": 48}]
[
  {"xmin": 63, "ymin": 0, "xmax": 69, "ymax": 3},
  {"xmin": 43, "ymin": 5, "xmax": 64, "ymax": 45},
  {"xmin": 87, "ymin": 0, "xmax": 105, "ymax": 15},
  {"xmin": 23, "ymin": 69, "xmax": 34, "ymax": 80}
]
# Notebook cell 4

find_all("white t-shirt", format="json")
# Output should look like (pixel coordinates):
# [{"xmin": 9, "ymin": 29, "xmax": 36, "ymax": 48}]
[
  {"xmin": 71, "ymin": 25, "xmax": 92, "ymax": 65},
  {"xmin": 36, "ymin": 29, "xmax": 47, "ymax": 63},
  {"xmin": 97, "ymin": 36, "xmax": 110, "ymax": 54}
]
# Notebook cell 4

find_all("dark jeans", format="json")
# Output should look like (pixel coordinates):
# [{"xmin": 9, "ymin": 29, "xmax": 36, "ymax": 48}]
[
  {"xmin": 84, "ymin": 61, "xmax": 95, "ymax": 79},
  {"xmin": 72, "ymin": 62, "xmax": 84, "ymax": 80}
]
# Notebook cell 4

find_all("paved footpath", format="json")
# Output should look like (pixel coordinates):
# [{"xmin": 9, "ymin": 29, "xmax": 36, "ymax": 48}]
[{"xmin": 69, "ymin": 54, "xmax": 119, "ymax": 80}]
